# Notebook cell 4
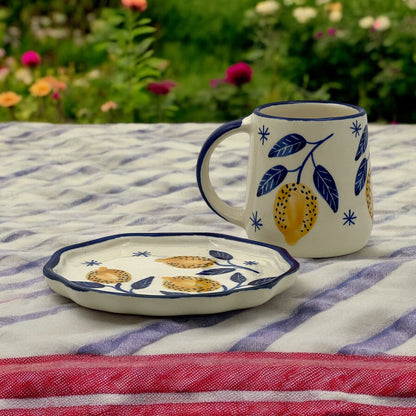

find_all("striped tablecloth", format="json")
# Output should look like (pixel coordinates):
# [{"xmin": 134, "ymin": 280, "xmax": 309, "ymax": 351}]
[{"xmin": 1, "ymin": 122, "xmax": 415, "ymax": 414}]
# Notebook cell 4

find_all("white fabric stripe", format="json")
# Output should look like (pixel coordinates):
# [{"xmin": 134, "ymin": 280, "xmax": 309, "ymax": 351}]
[
  {"xmin": 1, "ymin": 122, "xmax": 416, "ymax": 358},
  {"xmin": 1, "ymin": 390, "xmax": 416, "ymax": 410}
]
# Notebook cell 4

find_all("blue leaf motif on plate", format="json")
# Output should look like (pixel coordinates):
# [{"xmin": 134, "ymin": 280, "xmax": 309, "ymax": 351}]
[
  {"xmin": 209, "ymin": 250, "xmax": 233, "ymax": 260},
  {"xmin": 248, "ymin": 277, "xmax": 276, "ymax": 286},
  {"xmin": 230, "ymin": 272, "xmax": 246, "ymax": 284},
  {"xmin": 268, "ymin": 134, "xmax": 307, "ymax": 158},
  {"xmin": 313, "ymin": 164, "xmax": 339, "ymax": 213},
  {"xmin": 74, "ymin": 281, "xmax": 105, "ymax": 291},
  {"xmin": 256, "ymin": 165, "xmax": 287, "ymax": 197},
  {"xmin": 131, "ymin": 276, "xmax": 154, "ymax": 290},
  {"xmin": 355, "ymin": 125, "xmax": 368, "ymax": 161},
  {"xmin": 354, "ymin": 157, "xmax": 368, "ymax": 196},
  {"xmin": 159, "ymin": 290, "xmax": 193, "ymax": 297},
  {"xmin": 197, "ymin": 268, "xmax": 235, "ymax": 275}
]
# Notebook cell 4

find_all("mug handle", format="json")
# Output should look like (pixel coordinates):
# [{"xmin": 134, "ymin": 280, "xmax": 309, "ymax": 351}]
[{"xmin": 196, "ymin": 116, "xmax": 252, "ymax": 227}]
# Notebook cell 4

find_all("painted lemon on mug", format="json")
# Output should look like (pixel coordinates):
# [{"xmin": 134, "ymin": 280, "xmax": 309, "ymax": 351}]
[
  {"xmin": 273, "ymin": 183, "xmax": 318, "ymax": 245},
  {"xmin": 366, "ymin": 169, "xmax": 374, "ymax": 221}
]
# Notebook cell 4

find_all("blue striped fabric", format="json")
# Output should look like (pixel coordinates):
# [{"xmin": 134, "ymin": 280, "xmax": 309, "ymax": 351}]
[{"xmin": 1, "ymin": 122, "xmax": 415, "ymax": 358}]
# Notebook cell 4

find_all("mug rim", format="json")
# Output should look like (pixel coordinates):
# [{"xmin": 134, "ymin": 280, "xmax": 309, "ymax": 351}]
[{"xmin": 254, "ymin": 100, "xmax": 366, "ymax": 121}]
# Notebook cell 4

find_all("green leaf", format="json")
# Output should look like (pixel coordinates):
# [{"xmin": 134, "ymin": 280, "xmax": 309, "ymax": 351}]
[
  {"xmin": 138, "ymin": 18, "xmax": 152, "ymax": 25},
  {"xmin": 132, "ymin": 26, "xmax": 156, "ymax": 38}
]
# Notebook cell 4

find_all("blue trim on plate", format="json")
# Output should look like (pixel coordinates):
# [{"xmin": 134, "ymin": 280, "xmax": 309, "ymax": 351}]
[
  {"xmin": 43, "ymin": 232, "xmax": 299, "ymax": 300},
  {"xmin": 254, "ymin": 100, "xmax": 366, "ymax": 121},
  {"xmin": 196, "ymin": 119, "xmax": 243, "ymax": 221}
]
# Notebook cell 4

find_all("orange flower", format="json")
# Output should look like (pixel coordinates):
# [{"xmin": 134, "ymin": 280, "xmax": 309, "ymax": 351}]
[
  {"xmin": 0, "ymin": 91, "xmax": 22, "ymax": 107},
  {"xmin": 101, "ymin": 101, "xmax": 118, "ymax": 112},
  {"xmin": 325, "ymin": 2, "xmax": 342, "ymax": 12},
  {"xmin": 41, "ymin": 75, "xmax": 67, "ymax": 92},
  {"xmin": 121, "ymin": 0, "xmax": 147, "ymax": 11},
  {"xmin": 30, "ymin": 79, "xmax": 52, "ymax": 97}
]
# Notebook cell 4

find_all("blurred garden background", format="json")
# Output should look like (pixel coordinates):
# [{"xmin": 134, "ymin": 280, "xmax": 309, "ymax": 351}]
[{"xmin": 0, "ymin": 0, "xmax": 415, "ymax": 123}]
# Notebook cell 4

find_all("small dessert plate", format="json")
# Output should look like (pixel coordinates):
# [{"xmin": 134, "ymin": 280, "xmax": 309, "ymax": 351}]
[{"xmin": 43, "ymin": 232, "xmax": 299, "ymax": 316}]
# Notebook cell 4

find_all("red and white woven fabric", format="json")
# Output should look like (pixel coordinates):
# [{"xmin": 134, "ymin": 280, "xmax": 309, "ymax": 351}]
[{"xmin": 1, "ymin": 352, "xmax": 416, "ymax": 415}]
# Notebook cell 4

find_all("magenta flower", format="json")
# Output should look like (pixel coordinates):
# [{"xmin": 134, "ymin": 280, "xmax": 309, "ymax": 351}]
[
  {"xmin": 327, "ymin": 28, "xmax": 337, "ymax": 36},
  {"xmin": 225, "ymin": 62, "xmax": 253, "ymax": 87},
  {"xmin": 21, "ymin": 51, "xmax": 41, "ymax": 67},
  {"xmin": 147, "ymin": 80, "xmax": 177, "ymax": 95}
]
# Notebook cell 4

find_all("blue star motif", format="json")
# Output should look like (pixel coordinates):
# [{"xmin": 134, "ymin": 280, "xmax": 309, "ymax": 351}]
[
  {"xmin": 250, "ymin": 211, "xmax": 263, "ymax": 232},
  {"xmin": 258, "ymin": 125, "xmax": 270, "ymax": 145},
  {"xmin": 350, "ymin": 121, "xmax": 362, "ymax": 138},
  {"xmin": 133, "ymin": 251, "xmax": 151, "ymax": 257},
  {"xmin": 83, "ymin": 260, "xmax": 102, "ymax": 266},
  {"xmin": 244, "ymin": 260, "xmax": 258, "ymax": 266},
  {"xmin": 343, "ymin": 209, "xmax": 357, "ymax": 226}
]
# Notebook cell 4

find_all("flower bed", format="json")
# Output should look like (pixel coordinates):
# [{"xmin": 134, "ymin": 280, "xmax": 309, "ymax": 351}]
[{"xmin": 0, "ymin": 0, "xmax": 415, "ymax": 123}]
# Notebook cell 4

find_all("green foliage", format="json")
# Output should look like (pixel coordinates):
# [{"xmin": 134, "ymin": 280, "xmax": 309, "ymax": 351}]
[
  {"xmin": 90, "ymin": 7, "xmax": 164, "ymax": 121},
  {"xmin": 0, "ymin": 0, "xmax": 415, "ymax": 123},
  {"xmin": 242, "ymin": 0, "xmax": 416, "ymax": 122}
]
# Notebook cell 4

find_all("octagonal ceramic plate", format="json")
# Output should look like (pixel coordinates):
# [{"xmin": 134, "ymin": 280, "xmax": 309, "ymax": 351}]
[{"xmin": 43, "ymin": 232, "xmax": 299, "ymax": 316}]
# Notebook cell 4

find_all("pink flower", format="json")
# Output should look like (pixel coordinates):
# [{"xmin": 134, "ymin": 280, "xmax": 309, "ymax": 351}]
[
  {"xmin": 121, "ymin": 0, "xmax": 147, "ymax": 11},
  {"xmin": 372, "ymin": 16, "xmax": 391, "ymax": 32},
  {"xmin": 210, "ymin": 78, "xmax": 225, "ymax": 88},
  {"xmin": 225, "ymin": 62, "xmax": 253, "ymax": 87},
  {"xmin": 314, "ymin": 31, "xmax": 324, "ymax": 39},
  {"xmin": 21, "ymin": 51, "xmax": 41, "ymax": 67},
  {"xmin": 327, "ymin": 28, "xmax": 337, "ymax": 36},
  {"xmin": 147, "ymin": 80, "xmax": 177, "ymax": 95}
]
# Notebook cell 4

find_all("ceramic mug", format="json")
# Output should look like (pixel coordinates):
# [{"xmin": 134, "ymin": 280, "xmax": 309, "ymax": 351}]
[{"xmin": 197, "ymin": 101, "xmax": 373, "ymax": 258}]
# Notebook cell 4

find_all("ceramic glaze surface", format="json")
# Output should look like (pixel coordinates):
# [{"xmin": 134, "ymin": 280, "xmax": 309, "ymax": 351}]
[
  {"xmin": 197, "ymin": 101, "xmax": 373, "ymax": 258},
  {"xmin": 44, "ymin": 233, "xmax": 299, "ymax": 315}
]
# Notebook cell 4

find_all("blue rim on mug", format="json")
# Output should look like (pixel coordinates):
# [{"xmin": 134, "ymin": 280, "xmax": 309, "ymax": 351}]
[{"xmin": 254, "ymin": 100, "xmax": 366, "ymax": 121}]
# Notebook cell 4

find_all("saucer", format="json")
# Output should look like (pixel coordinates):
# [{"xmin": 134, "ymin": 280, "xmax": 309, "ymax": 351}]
[{"xmin": 43, "ymin": 232, "xmax": 299, "ymax": 316}]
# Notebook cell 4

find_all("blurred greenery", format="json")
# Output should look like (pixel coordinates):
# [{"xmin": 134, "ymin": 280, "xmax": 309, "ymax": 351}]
[{"xmin": 0, "ymin": 0, "xmax": 415, "ymax": 123}]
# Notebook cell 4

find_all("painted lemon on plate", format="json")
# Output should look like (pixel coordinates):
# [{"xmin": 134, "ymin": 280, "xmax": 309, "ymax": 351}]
[
  {"xmin": 156, "ymin": 256, "xmax": 215, "ymax": 269},
  {"xmin": 86, "ymin": 266, "xmax": 132, "ymax": 284},
  {"xmin": 162, "ymin": 276, "xmax": 221, "ymax": 293}
]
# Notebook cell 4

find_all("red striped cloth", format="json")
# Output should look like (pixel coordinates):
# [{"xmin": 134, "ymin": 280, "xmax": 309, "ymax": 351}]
[{"xmin": 1, "ymin": 352, "xmax": 416, "ymax": 415}]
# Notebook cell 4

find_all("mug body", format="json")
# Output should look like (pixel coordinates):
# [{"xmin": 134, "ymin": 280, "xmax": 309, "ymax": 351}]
[{"xmin": 243, "ymin": 101, "xmax": 373, "ymax": 257}]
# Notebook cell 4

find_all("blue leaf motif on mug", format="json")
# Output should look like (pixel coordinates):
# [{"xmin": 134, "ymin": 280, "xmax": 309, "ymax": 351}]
[
  {"xmin": 355, "ymin": 125, "xmax": 368, "ymax": 161},
  {"xmin": 313, "ymin": 164, "xmax": 339, "ymax": 213},
  {"xmin": 256, "ymin": 165, "xmax": 288, "ymax": 197},
  {"xmin": 268, "ymin": 134, "xmax": 307, "ymax": 158},
  {"xmin": 354, "ymin": 157, "xmax": 368, "ymax": 196}
]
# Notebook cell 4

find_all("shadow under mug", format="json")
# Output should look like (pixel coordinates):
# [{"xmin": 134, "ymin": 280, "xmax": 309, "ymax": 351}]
[{"xmin": 197, "ymin": 101, "xmax": 373, "ymax": 258}]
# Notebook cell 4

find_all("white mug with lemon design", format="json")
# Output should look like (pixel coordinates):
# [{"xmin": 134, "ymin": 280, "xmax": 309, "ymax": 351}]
[{"xmin": 197, "ymin": 101, "xmax": 373, "ymax": 258}]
